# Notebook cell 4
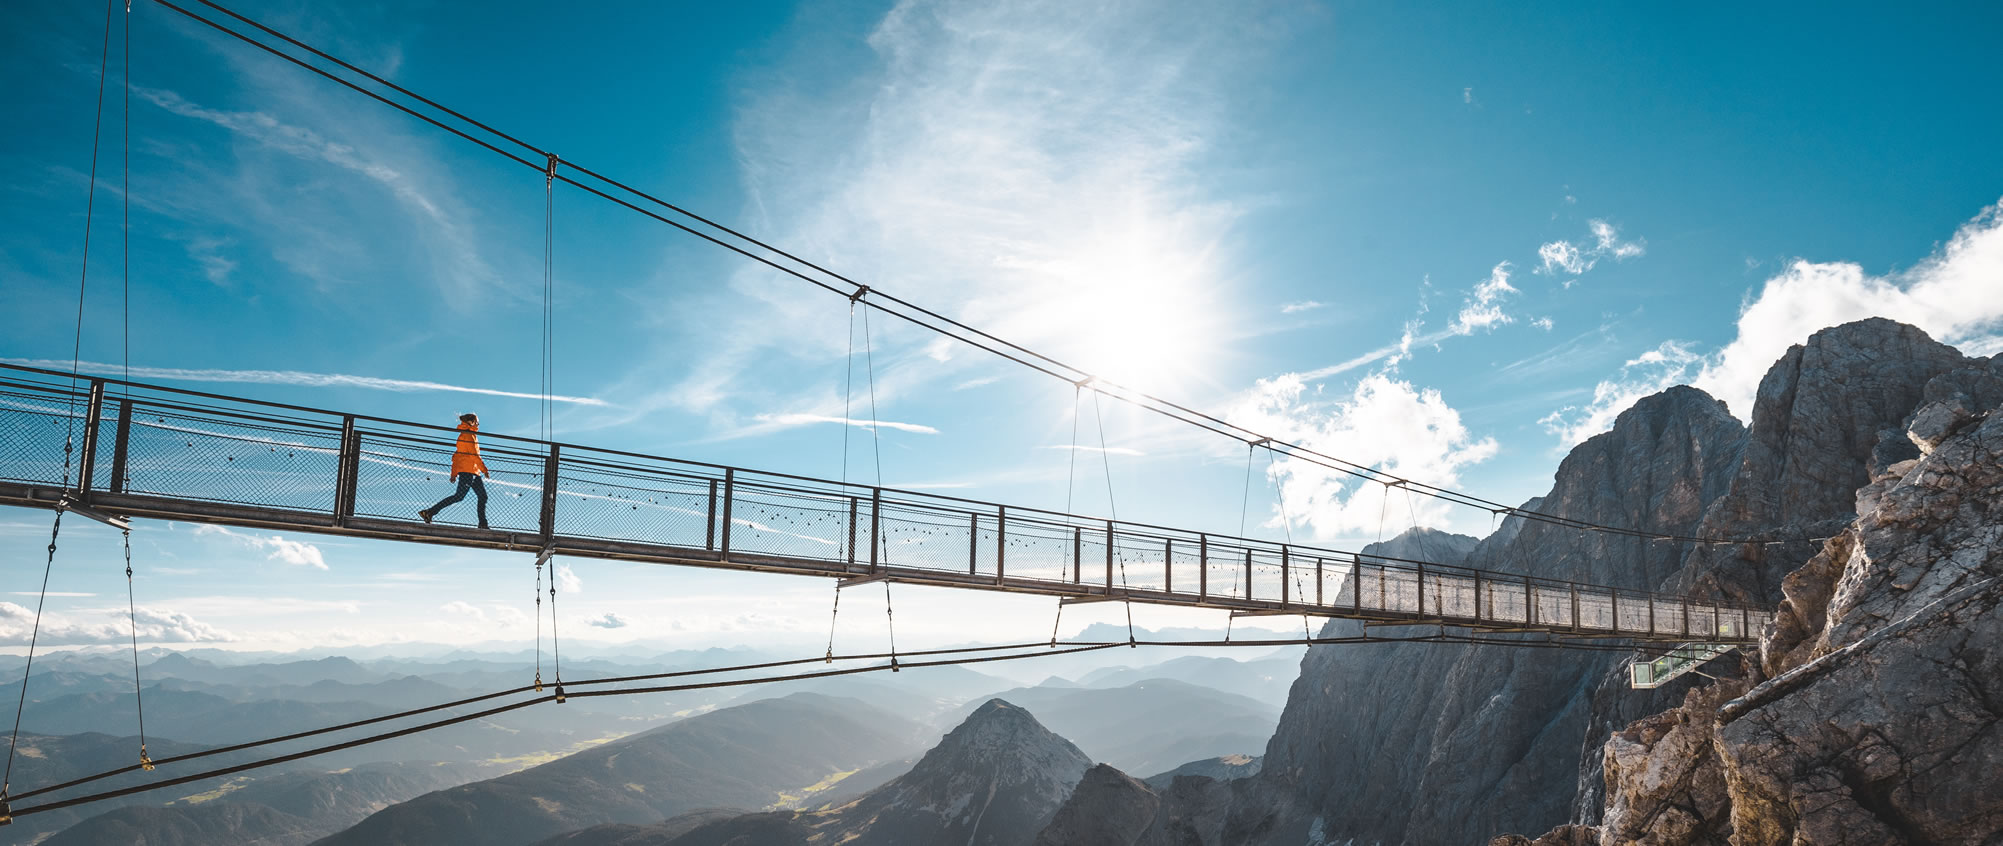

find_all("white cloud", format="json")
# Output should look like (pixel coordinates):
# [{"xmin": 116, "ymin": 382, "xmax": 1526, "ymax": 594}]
[
  {"xmin": 1531, "ymin": 316, "xmax": 1554, "ymax": 331},
  {"xmin": 751, "ymin": 413, "xmax": 940, "ymax": 435},
  {"xmin": 587, "ymin": 612, "xmax": 628, "ymax": 629},
  {"xmin": 194, "ymin": 525, "xmax": 328, "ymax": 570},
  {"xmin": 1462, "ymin": 87, "xmax": 1475, "ymax": 105},
  {"xmin": 1282, "ymin": 300, "xmax": 1326, "ymax": 314},
  {"xmin": 1692, "ymin": 202, "xmax": 2003, "ymax": 417},
  {"xmin": 0, "ymin": 601, "xmax": 235, "ymax": 645},
  {"xmin": 1228, "ymin": 371, "xmax": 1498, "ymax": 538},
  {"xmin": 1537, "ymin": 219, "xmax": 1645, "ymax": 280},
  {"xmin": 1, "ymin": 359, "xmax": 607, "ymax": 406},
  {"xmin": 440, "ymin": 600, "xmax": 485, "ymax": 620},
  {"xmin": 1545, "ymin": 200, "xmax": 2003, "ymax": 443},
  {"xmin": 1539, "ymin": 340, "xmax": 1703, "ymax": 446},
  {"xmin": 1448, "ymin": 262, "xmax": 1517, "ymax": 335},
  {"xmin": 555, "ymin": 563, "xmax": 582, "ymax": 594},
  {"xmin": 8, "ymin": 592, "xmax": 95, "ymax": 598}
]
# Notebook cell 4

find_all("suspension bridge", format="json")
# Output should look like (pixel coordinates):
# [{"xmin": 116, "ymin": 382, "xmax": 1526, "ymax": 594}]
[
  {"xmin": 0, "ymin": 362, "xmax": 1760, "ymax": 645},
  {"xmin": 0, "ymin": 0, "xmax": 1768, "ymax": 824}
]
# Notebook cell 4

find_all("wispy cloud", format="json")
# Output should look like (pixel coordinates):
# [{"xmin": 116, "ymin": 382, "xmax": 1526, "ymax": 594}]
[
  {"xmin": 1040, "ymin": 444, "xmax": 1145, "ymax": 457},
  {"xmin": 132, "ymin": 83, "xmax": 499, "ymax": 302},
  {"xmin": 8, "ymin": 592, "xmax": 96, "ymax": 598},
  {"xmin": 586, "ymin": 612, "xmax": 628, "ymax": 629},
  {"xmin": 604, "ymin": 0, "xmax": 1299, "ymax": 436},
  {"xmin": 1281, "ymin": 300, "xmax": 1326, "ymax": 314},
  {"xmin": 0, "ymin": 601, "xmax": 235, "ymax": 645},
  {"xmin": 3, "ymin": 359, "xmax": 608, "ymax": 406},
  {"xmin": 194, "ymin": 524, "xmax": 328, "ymax": 570},
  {"xmin": 1536, "ymin": 219, "xmax": 1645, "ymax": 282},
  {"xmin": 753, "ymin": 413, "xmax": 940, "ymax": 435},
  {"xmin": 1539, "ymin": 340, "xmax": 1702, "ymax": 446},
  {"xmin": 1447, "ymin": 262, "xmax": 1517, "ymax": 335}
]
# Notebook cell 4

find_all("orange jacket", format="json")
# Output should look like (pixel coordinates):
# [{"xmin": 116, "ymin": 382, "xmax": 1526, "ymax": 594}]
[{"xmin": 449, "ymin": 421, "xmax": 489, "ymax": 477}]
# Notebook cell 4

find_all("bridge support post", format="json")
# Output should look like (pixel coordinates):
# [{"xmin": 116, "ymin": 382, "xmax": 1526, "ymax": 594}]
[
  {"xmin": 1525, "ymin": 574, "xmax": 1536, "ymax": 626},
  {"xmin": 968, "ymin": 513, "xmax": 979, "ymax": 575},
  {"xmin": 1416, "ymin": 562, "xmax": 1425, "ymax": 618},
  {"xmin": 539, "ymin": 445, "xmax": 561, "ymax": 543},
  {"xmin": 869, "ymin": 487, "xmax": 880, "ymax": 573},
  {"xmin": 1198, "ymin": 534, "xmax": 1207, "ymax": 600},
  {"xmin": 1243, "ymin": 550, "xmax": 1252, "ymax": 601},
  {"xmin": 844, "ymin": 495, "xmax": 857, "ymax": 567},
  {"xmin": 1072, "ymin": 527, "xmax": 1081, "ymax": 583},
  {"xmin": 1104, "ymin": 521, "xmax": 1114, "ymax": 591},
  {"xmin": 1610, "ymin": 589, "xmax": 1619, "ymax": 634},
  {"xmin": 1353, "ymin": 554, "xmax": 1363, "ymax": 613},
  {"xmin": 1316, "ymin": 558, "xmax": 1323, "ymax": 606},
  {"xmin": 720, "ymin": 469, "xmax": 734, "ymax": 560},
  {"xmin": 706, "ymin": 480, "xmax": 719, "ymax": 552},
  {"xmin": 1281, "ymin": 546, "xmax": 1290, "ymax": 607},
  {"xmin": 1473, "ymin": 570, "xmax": 1483, "ymax": 623},
  {"xmin": 1572, "ymin": 583, "xmax": 1581, "ymax": 633},
  {"xmin": 1648, "ymin": 593, "xmax": 1657, "ymax": 637},
  {"xmin": 333, "ymin": 416, "xmax": 359, "ymax": 526},
  {"xmin": 107, "ymin": 398, "xmax": 133, "ymax": 494},
  {"xmin": 995, "ymin": 506, "xmax": 1006, "ymax": 584},
  {"xmin": 76, "ymin": 381, "xmax": 105, "ymax": 496},
  {"xmin": 1164, "ymin": 539, "xmax": 1172, "ymax": 594}
]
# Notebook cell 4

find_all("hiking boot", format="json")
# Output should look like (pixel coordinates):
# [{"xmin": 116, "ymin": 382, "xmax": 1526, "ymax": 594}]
[{"xmin": 418, "ymin": 509, "xmax": 434, "ymax": 523}]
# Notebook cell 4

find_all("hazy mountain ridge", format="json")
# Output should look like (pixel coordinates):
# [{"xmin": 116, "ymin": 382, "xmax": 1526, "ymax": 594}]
[{"xmin": 310, "ymin": 692, "xmax": 923, "ymax": 846}]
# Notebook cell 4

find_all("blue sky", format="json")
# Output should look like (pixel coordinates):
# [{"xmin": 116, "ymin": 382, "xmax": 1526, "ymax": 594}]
[{"xmin": 4, "ymin": 0, "xmax": 2001, "ymax": 654}]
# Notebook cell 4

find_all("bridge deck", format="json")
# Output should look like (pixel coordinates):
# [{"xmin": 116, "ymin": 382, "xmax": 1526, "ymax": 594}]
[{"xmin": 0, "ymin": 363, "xmax": 1760, "ymax": 644}]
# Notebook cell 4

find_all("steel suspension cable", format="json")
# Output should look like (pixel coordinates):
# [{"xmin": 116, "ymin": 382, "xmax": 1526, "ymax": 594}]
[
  {"xmin": 141, "ymin": 0, "xmax": 1793, "ymax": 549},
  {"xmin": 120, "ymin": 0, "xmax": 152, "ymax": 771},
  {"xmin": 121, "ymin": 530, "xmax": 151, "ymax": 770},
  {"xmin": 5, "ymin": 3, "xmax": 120, "ymax": 819},
  {"xmin": 1090, "ymin": 391, "xmax": 1136, "ymax": 646},
  {"xmin": 1265, "ymin": 448, "xmax": 1313, "ymax": 640},
  {"xmin": 2, "ymin": 631, "xmax": 1696, "ymax": 820}
]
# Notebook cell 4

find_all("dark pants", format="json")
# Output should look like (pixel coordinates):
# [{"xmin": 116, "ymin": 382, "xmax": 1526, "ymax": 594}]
[{"xmin": 429, "ymin": 472, "xmax": 489, "ymax": 526}]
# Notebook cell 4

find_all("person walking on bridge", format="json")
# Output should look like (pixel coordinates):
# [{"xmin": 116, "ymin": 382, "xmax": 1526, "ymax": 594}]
[{"xmin": 420, "ymin": 413, "xmax": 491, "ymax": 529}]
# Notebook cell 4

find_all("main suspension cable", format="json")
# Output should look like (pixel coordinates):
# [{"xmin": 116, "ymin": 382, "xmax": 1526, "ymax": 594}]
[{"xmin": 143, "ymin": 0, "xmax": 1797, "ymax": 549}]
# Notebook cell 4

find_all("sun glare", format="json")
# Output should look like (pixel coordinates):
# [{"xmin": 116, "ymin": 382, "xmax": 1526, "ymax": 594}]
[{"xmin": 1039, "ymin": 229, "xmax": 1221, "ymax": 394}]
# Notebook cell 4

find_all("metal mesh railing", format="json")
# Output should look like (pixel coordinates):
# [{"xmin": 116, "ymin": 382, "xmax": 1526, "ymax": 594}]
[{"xmin": 0, "ymin": 364, "xmax": 1764, "ymax": 642}]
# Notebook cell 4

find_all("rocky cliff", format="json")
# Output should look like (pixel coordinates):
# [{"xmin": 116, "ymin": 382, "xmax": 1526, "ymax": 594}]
[
  {"xmin": 1507, "ymin": 347, "xmax": 2003, "ymax": 845},
  {"xmin": 1121, "ymin": 318, "xmax": 1977, "ymax": 846}
]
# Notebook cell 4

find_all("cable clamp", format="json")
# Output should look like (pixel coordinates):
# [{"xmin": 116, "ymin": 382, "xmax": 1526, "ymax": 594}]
[
  {"xmin": 553, "ymin": 684, "xmax": 567, "ymax": 703},
  {"xmin": 1074, "ymin": 376, "xmax": 1094, "ymax": 388},
  {"xmin": 848, "ymin": 285, "xmax": 870, "ymax": 302},
  {"xmin": 544, "ymin": 152, "xmax": 561, "ymax": 187},
  {"xmin": 0, "ymin": 790, "xmax": 10, "ymax": 825},
  {"xmin": 533, "ymin": 671, "xmax": 543, "ymax": 692},
  {"xmin": 140, "ymin": 746, "xmax": 155, "ymax": 772},
  {"xmin": 1248, "ymin": 437, "xmax": 1272, "ymax": 448}
]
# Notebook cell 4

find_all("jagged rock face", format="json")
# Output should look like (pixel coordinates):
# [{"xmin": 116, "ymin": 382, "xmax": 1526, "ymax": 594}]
[
  {"xmin": 1032, "ymin": 764, "xmax": 1160, "ymax": 846},
  {"xmin": 1522, "ymin": 347, "xmax": 2003, "ymax": 846},
  {"xmin": 1230, "ymin": 385, "xmax": 1749, "ymax": 846},
  {"xmin": 1713, "ymin": 403, "xmax": 2003, "ymax": 845},
  {"xmin": 817, "ymin": 698, "xmax": 1092, "ymax": 846},
  {"xmin": 1678, "ymin": 318, "xmax": 1969, "ymax": 606}
]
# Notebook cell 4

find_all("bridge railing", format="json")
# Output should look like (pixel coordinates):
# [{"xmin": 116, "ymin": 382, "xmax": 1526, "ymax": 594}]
[{"xmin": 0, "ymin": 363, "xmax": 1760, "ymax": 642}]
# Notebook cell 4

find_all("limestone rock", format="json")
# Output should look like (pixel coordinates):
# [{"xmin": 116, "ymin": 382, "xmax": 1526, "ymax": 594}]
[{"xmin": 1032, "ymin": 764, "xmax": 1159, "ymax": 846}]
